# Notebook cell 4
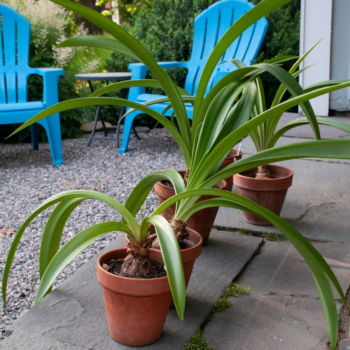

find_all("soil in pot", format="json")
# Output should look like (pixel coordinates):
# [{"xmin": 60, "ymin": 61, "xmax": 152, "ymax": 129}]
[
  {"xmin": 234, "ymin": 164, "xmax": 293, "ymax": 226},
  {"xmin": 155, "ymin": 171, "xmax": 226, "ymax": 246},
  {"xmin": 218, "ymin": 148, "xmax": 242, "ymax": 191},
  {"xmin": 102, "ymin": 258, "xmax": 166, "ymax": 278},
  {"xmin": 97, "ymin": 248, "xmax": 172, "ymax": 346},
  {"xmin": 125, "ymin": 227, "xmax": 203, "ymax": 308}
]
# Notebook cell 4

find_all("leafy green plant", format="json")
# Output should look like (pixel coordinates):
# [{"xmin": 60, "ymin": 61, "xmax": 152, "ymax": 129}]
[
  {"xmin": 7, "ymin": 0, "xmax": 350, "ymax": 348},
  {"xmin": 1, "ymin": 184, "xmax": 186, "ymax": 319}
]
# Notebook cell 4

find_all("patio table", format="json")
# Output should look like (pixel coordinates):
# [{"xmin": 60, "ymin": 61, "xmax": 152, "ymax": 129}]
[{"xmin": 74, "ymin": 72, "xmax": 140, "ymax": 149}]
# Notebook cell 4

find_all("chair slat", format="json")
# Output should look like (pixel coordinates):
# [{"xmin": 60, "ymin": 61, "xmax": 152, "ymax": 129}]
[{"xmin": 2, "ymin": 8, "xmax": 17, "ymax": 103}]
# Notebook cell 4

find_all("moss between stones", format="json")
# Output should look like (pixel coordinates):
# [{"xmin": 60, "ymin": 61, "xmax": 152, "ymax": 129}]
[
  {"xmin": 183, "ymin": 283, "xmax": 251, "ymax": 349},
  {"xmin": 183, "ymin": 330, "xmax": 213, "ymax": 350}
]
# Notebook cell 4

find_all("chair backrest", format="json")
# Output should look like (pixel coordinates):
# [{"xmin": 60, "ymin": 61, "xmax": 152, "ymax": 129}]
[
  {"xmin": 185, "ymin": 0, "xmax": 268, "ymax": 96},
  {"xmin": 0, "ymin": 5, "xmax": 31, "ymax": 104}
]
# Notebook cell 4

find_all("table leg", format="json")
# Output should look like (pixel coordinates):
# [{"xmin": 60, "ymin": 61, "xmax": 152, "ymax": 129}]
[{"xmin": 86, "ymin": 104, "xmax": 101, "ymax": 148}]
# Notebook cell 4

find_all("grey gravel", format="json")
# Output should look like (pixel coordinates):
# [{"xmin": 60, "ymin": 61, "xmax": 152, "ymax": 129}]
[{"xmin": 0, "ymin": 129, "xmax": 183, "ymax": 340}]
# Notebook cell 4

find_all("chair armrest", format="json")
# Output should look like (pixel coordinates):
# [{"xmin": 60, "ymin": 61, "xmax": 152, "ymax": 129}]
[
  {"xmin": 128, "ymin": 62, "xmax": 188, "ymax": 101},
  {"xmin": 31, "ymin": 68, "xmax": 64, "ymax": 106}
]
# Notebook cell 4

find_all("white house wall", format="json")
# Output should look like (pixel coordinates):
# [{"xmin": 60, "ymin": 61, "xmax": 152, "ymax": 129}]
[
  {"xmin": 300, "ymin": 0, "xmax": 333, "ymax": 116},
  {"xmin": 330, "ymin": 0, "xmax": 350, "ymax": 113}
]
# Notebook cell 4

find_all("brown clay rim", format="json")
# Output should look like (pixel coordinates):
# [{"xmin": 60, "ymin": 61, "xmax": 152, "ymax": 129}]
[
  {"xmin": 156, "ymin": 170, "xmax": 226, "ymax": 192},
  {"xmin": 227, "ymin": 149, "xmax": 242, "ymax": 159},
  {"xmin": 234, "ymin": 165, "xmax": 293, "ymax": 192},
  {"xmin": 125, "ymin": 228, "xmax": 203, "ymax": 263}
]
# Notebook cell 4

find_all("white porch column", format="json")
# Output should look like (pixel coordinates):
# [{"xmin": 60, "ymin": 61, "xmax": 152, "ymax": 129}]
[{"xmin": 299, "ymin": 0, "xmax": 333, "ymax": 116}]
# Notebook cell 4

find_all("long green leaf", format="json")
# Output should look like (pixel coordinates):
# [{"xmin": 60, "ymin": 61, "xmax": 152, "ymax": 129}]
[
  {"xmin": 268, "ymin": 117, "xmax": 350, "ymax": 148},
  {"xmin": 175, "ymin": 195, "xmax": 340, "ymax": 349},
  {"xmin": 40, "ymin": 198, "xmax": 84, "ymax": 279},
  {"xmin": 152, "ymin": 189, "xmax": 346, "ymax": 311},
  {"xmin": 252, "ymin": 63, "xmax": 320, "ymax": 140},
  {"xmin": 124, "ymin": 169, "xmax": 185, "ymax": 231},
  {"xmin": 35, "ymin": 222, "xmax": 132, "ymax": 305},
  {"xmin": 2, "ymin": 199, "xmax": 70, "ymax": 306},
  {"xmin": 193, "ymin": 67, "xmax": 261, "ymax": 142},
  {"xmin": 192, "ymin": 0, "xmax": 294, "ymax": 129},
  {"xmin": 188, "ymin": 81, "xmax": 350, "ymax": 190},
  {"xmin": 191, "ymin": 82, "xmax": 246, "ymax": 174},
  {"xmin": 57, "ymin": 36, "xmax": 140, "ymax": 61},
  {"xmin": 50, "ymin": 0, "xmax": 192, "ymax": 153},
  {"xmin": 8, "ymin": 97, "xmax": 191, "ymax": 168},
  {"xmin": 90, "ymin": 80, "xmax": 190, "ymax": 98},
  {"xmin": 142, "ymin": 215, "xmax": 186, "ymax": 319},
  {"xmin": 204, "ymin": 139, "xmax": 350, "ymax": 190}
]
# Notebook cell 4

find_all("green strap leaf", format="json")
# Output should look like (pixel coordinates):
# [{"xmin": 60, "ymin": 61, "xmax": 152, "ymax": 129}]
[
  {"xmin": 192, "ymin": 0, "xmax": 294, "ymax": 126},
  {"xmin": 7, "ymin": 97, "xmax": 191, "ymax": 168},
  {"xmin": 268, "ymin": 117, "xmax": 350, "ymax": 148},
  {"xmin": 145, "ymin": 215, "xmax": 186, "ymax": 320},
  {"xmin": 124, "ymin": 169, "xmax": 185, "ymax": 224},
  {"xmin": 90, "ymin": 79, "xmax": 190, "ymax": 98},
  {"xmin": 173, "ymin": 195, "xmax": 340, "ymax": 349},
  {"xmin": 187, "ymin": 81, "xmax": 350, "ymax": 190},
  {"xmin": 152, "ymin": 189, "xmax": 346, "ymax": 310},
  {"xmin": 205, "ymin": 139, "xmax": 350, "ymax": 190},
  {"xmin": 35, "ymin": 222, "xmax": 132, "ymax": 305},
  {"xmin": 50, "ymin": 0, "xmax": 192, "ymax": 154},
  {"xmin": 57, "ymin": 36, "xmax": 141, "ymax": 61},
  {"xmin": 40, "ymin": 198, "xmax": 84, "ymax": 279}
]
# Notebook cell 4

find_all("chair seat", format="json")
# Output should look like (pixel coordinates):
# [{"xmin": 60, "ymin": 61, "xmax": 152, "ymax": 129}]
[
  {"xmin": 136, "ymin": 94, "xmax": 194, "ymax": 110},
  {"xmin": 137, "ymin": 93, "xmax": 170, "ymax": 103},
  {"xmin": 0, "ymin": 101, "xmax": 44, "ymax": 112}
]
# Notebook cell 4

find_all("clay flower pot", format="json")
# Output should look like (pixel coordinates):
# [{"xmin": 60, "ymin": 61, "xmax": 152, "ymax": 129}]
[
  {"xmin": 155, "ymin": 171, "xmax": 226, "ymax": 245},
  {"xmin": 125, "ymin": 227, "xmax": 202, "ymax": 308},
  {"xmin": 218, "ymin": 148, "xmax": 242, "ymax": 191},
  {"xmin": 97, "ymin": 248, "xmax": 171, "ymax": 346},
  {"xmin": 234, "ymin": 165, "xmax": 293, "ymax": 226}
]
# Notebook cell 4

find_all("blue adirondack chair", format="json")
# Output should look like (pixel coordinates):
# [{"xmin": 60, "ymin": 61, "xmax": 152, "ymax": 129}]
[
  {"xmin": 118, "ymin": 0, "xmax": 268, "ymax": 154},
  {"xmin": 0, "ymin": 5, "xmax": 64, "ymax": 166}
]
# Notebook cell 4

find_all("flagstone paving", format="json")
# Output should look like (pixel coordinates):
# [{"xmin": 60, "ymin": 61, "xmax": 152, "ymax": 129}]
[
  {"xmin": 0, "ymin": 230, "xmax": 263, "ymax": 350},
  {"xmin": 2, "ymin": 113, "xmax": 350, "ymax": 349}
]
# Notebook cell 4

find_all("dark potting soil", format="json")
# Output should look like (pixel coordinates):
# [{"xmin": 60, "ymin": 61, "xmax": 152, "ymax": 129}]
[{"xmin": 102, "ymin": 258, "xmax": 167, "ymax": 279}]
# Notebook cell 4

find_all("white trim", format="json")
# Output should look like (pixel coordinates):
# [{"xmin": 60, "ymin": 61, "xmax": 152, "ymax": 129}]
[{"xmin": 299, "ymin": 0, "xmax": 333, "ymax": 116}]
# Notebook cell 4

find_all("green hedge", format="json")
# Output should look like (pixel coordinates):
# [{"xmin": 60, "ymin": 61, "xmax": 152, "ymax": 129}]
[{"xmin": 105, "ymin": 0, "xmax": 301, "ymax": 126}]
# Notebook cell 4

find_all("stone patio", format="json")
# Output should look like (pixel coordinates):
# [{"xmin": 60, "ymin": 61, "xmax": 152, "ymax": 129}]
[{"xmin": 2, "ymin": 113, "xmax": 350, "ymax": 349}]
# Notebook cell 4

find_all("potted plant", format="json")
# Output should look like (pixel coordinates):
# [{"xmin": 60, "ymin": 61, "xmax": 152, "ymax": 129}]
[
  {"xmin": 6, "ymin": 1, "xmax": 350, "ymax": 346},
  {"xmin": 1, "ymin": 187, "xmax": 202, "ymax": 346},
  {"xmin": 13, "ymin": 0, "xmax": 350, "ymax": 244},
  {"xmin": 221, "ymin": 50, "xmax": 350, "ymax": 225},
  {"xmin": 3, "ymin": 183, "xmax": 350, "ymax": 350}
]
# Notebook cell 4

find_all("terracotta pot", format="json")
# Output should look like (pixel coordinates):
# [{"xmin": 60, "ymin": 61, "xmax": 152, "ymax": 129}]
[
  {"xmin": 218, "ymin": 148, "xmax": 242, "ymax": 191},
  {"xmin": 97, "ymin": 248, "xmax": 171, "ymax": 346},
  {"xmin": 234, "ymin": 165, "xmax": 293, "ymax": 226},
  {"xmin": 125, "ymin": 227, "xmax": 202, "ymax": 308},
  {"xmin": 155, "ymin": 171, "xmax": 226, "ymax": 245}
]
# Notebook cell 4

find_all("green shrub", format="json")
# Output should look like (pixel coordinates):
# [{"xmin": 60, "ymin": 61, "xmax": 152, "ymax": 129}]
[
  {"xmin": 104, "ymin": 0, "xmax": 218, "ymax": 128},
  {"xmin": 0, "ymin": 0, "xmax": 106, "ymax": 143},
  {"xmin": 252, "ymin": 0, "xmax": 301, "ymax": 109},
  {"xmin": 105, "ymin": 0, "xmax": 300, "ymax": 126}
]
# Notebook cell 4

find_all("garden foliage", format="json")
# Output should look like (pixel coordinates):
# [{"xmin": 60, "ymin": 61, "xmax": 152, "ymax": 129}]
[{"xmin": 0, "ymin": 0, "xmax": 102, "ymax": 142}]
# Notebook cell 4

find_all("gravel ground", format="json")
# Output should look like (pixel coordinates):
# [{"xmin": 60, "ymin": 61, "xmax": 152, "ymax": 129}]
[{"xmin": 0, "ymin": 128, "xmax": 184, "ymax": 340}]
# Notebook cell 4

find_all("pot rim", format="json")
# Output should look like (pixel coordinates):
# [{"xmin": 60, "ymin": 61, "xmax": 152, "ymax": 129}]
[
  {"xmin": 155, "ymin": 170, "xmax": 227, "ymax": 192},
  {"xmin": 126, "ymin": 227, "xmax": 203, "ymax": 263},
  {"xmin": 234, "ymin": 165, "xmax": 293, "ymax": 191}
]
